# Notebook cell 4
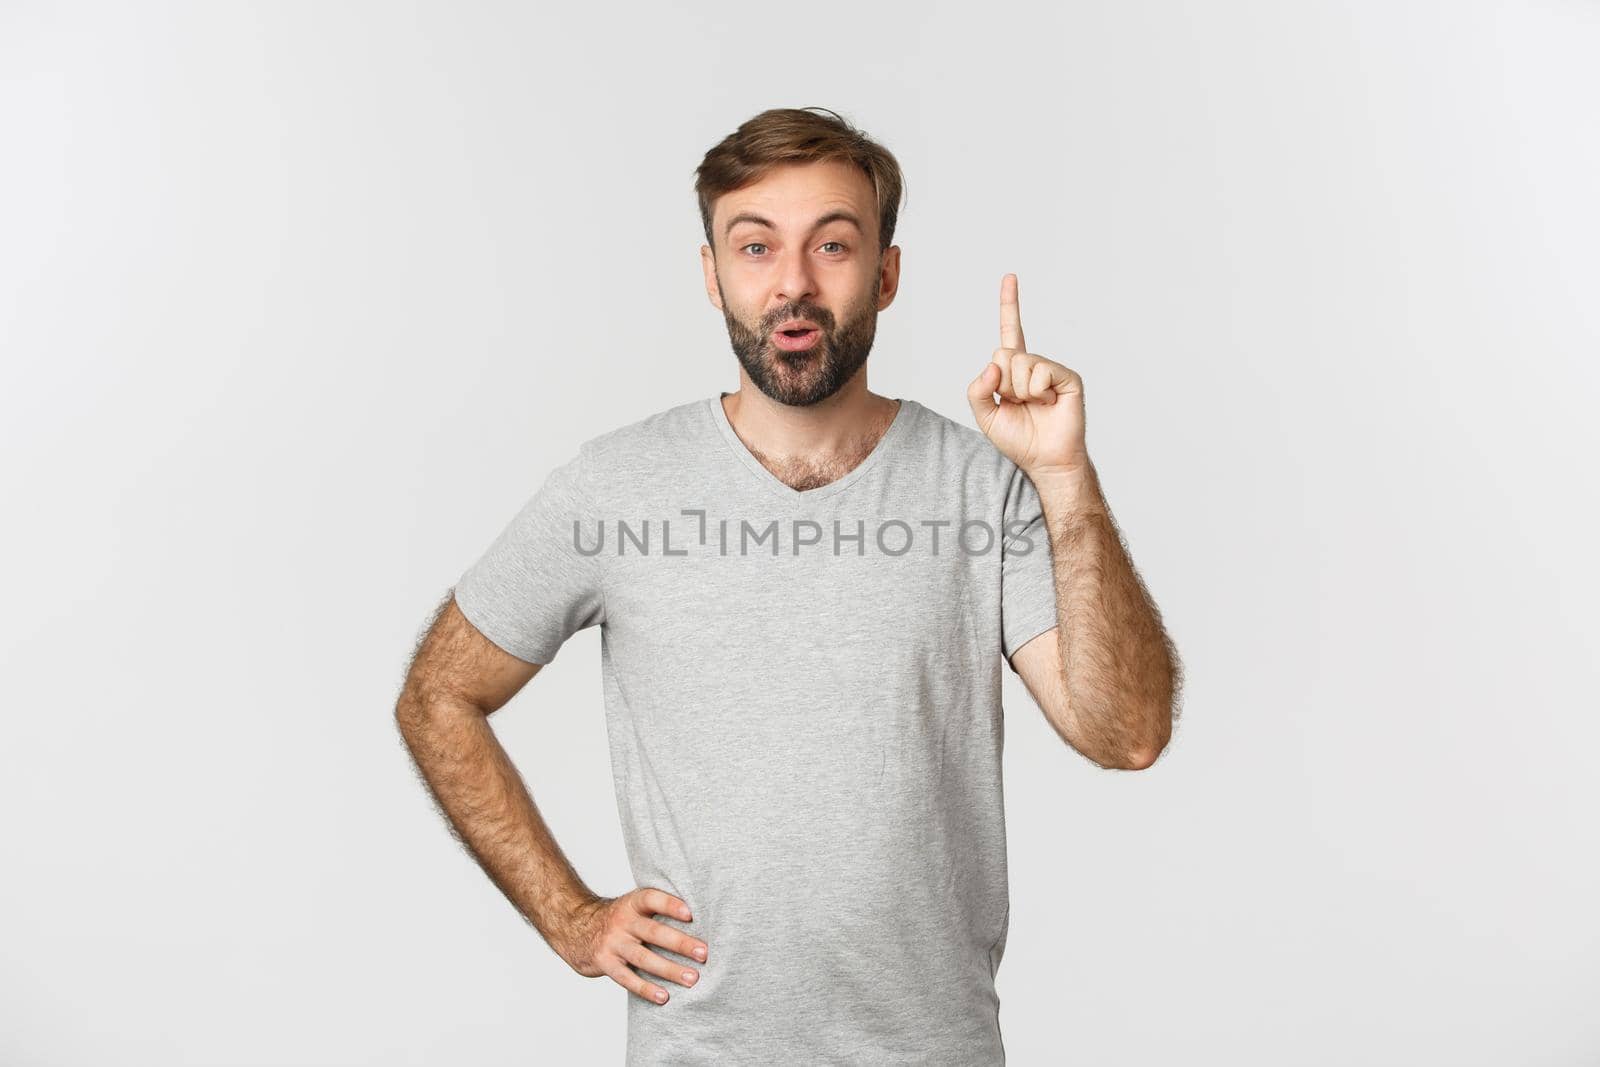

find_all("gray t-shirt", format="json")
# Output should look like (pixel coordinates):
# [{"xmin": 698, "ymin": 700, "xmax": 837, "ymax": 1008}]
[{"xmin": 454, "ymin": 392, "xmax": 1058, "ymax": 1065}]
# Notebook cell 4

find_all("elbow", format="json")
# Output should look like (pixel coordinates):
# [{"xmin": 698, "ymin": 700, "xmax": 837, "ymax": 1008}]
[
  {"xmin": 1059, "ymin": 699, "xmax": 1172, "ymax": 770},
  {"xmin": 394, "ymin": 691, "xmax": 429, "ymax": 739},
  {"xmin": 1121, "ymin": 744, "xmax": 1161, "ymax": 771},
  {"xmin": 395, "ymin": 689, "xmax": 489, "ymax": 738},
  {"xmin": 1120, "ymin": 722, "xmax": 1173, "ymax": 771},
  {"xmin": 394, "ymin": 689, "xmax": 454, "ymax": 738}
]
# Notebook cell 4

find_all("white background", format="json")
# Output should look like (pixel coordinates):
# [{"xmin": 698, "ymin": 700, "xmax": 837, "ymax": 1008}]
[{"xmin": 3, "ymin": 2, "xmax": 1597, "ymax": 1064}]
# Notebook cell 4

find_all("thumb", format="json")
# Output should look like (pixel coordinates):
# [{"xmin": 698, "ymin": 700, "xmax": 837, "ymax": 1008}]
[{"xmin": 967, "ymin": 362, "xmax": 1001, "ymax": 431}]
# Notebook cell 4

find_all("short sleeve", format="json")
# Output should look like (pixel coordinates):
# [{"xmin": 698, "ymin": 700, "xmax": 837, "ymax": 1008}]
[
  {"xmin": 453, "ymin": 449, "xmax": 606, "ymax": 666},
  {"xmin": 999, "ymin": 463, "xmax": 1058, "ymax": 665}
]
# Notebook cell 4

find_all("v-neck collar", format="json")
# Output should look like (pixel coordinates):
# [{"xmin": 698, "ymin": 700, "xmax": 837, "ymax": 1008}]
[{"xmin": 705, "ymin": 391, "xmax": 916, "ymax": 503}]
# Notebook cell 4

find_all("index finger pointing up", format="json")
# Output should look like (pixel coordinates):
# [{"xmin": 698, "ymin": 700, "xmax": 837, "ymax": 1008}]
[{"xmin": 999, "ymin": 273, "xmax": 1026, "ymax": 352}]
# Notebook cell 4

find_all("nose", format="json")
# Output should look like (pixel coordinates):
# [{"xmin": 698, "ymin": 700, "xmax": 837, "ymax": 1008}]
[{"xmin": 773, "ymin": 246, "xmax": 819, "ymax": 309}]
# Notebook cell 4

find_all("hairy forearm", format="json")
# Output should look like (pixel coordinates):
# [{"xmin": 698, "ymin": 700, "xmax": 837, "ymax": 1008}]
[
  {"xmin": 1032, "ymin": 461, "xmax": 1178, "ymax": 768},
  {"xmin": 395, "ymin": 695, "xmax": 597, "ymax": 948}
]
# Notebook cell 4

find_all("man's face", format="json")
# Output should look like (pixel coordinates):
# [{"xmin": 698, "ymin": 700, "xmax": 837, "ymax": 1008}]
[{"xmin": 701, "ymin": 160, "xmax": 901, "ymax": 407}]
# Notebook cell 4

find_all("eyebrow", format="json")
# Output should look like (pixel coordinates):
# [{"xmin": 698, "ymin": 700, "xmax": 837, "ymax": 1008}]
[{"xmin": 723, "ymin": 210, "xmax": 864, "ymax": 242}]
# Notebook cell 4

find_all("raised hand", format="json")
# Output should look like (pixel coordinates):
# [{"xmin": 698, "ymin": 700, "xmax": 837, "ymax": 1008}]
[
  {"xmin": 555, "ymin": 887, "xmax": 709, "ymax": 1005},
  {"xmin": 966, "ymin": 273, "xmax": 1089, "ymax": 479}
]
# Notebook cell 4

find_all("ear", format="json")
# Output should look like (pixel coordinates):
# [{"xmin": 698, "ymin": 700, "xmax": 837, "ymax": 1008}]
[
  {"xmin": 875, "ymin": 244, "xmax": 902, "ymax": 311},
  {"xmin": 700, "ymin": 245, "xmax": 724, "ymax": 311}
]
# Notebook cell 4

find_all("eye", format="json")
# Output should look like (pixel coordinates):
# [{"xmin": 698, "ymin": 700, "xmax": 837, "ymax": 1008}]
[
  {"xmin": 741, "ymin": 243, "xmax": 768, "ymax": 256},
  {"xmin": 821, "ymin": 241, "xmax": 847, "ymax": 254}
]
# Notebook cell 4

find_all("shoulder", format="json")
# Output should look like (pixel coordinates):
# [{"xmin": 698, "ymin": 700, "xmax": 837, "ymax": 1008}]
[
  {"xmin": 899, "ymin": 397, "xmax": 1027, "ymax": 492},
  {"xmin": 564, "ymin": 394, "xmax": 716, "ymax": 492}
]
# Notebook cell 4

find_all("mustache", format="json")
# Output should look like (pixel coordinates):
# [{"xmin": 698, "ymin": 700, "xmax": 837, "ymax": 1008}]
[{"xmin": 761, "ymin": 308, "xmax": 834, "ymax": 332}]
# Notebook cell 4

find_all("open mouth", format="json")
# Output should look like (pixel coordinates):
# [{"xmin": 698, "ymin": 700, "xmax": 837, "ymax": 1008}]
[{"xmin": 772, "ymin": 327, "xmax": 820, "ymax": 352}]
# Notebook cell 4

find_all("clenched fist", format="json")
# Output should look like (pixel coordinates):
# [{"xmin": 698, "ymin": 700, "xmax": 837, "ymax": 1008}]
[{"xmin": 555, "ymin": 887, "xmax": 709, "ymax": 1005}]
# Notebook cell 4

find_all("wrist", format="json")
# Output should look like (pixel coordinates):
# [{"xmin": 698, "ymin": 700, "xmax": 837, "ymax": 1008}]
[
  {"xmin": 560, "ymin": 888, "xmax": 604, "ymax": 921},
  {"xmin": 1027, "ymin": 462, "xmax": 1105, "ymax": 518},
  {"xmin": 1027, "ymin": 461, "xmax": 1095, "ymax": 495}
]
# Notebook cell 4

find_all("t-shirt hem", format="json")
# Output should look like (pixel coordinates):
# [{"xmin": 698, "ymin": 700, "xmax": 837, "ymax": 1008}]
[
  {"xmin": 453, "ymin": 579, "xmax": 557, "ymax": 666},
  {"xmin": 1004, "ymin": 617, "xmax": 1059, "ymax": 667}
]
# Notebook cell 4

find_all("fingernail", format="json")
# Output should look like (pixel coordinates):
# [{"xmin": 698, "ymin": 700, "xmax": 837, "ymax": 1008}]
[
  {"xmin": 655, "ymin": 989, "xmax": 668, "ymax": 1003},
  {"xmin": 682, "ymin": 970, "xmax": 696, "ymax": 983},
  {"xmin": 695, "ymin": 946, "xmax": 707, "ymax": 961}
]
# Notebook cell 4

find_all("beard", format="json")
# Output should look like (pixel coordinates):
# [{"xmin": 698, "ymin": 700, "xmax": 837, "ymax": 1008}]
[{"xmin": 719, "ymin": 283, "xmax": 879, "ymax": 407}]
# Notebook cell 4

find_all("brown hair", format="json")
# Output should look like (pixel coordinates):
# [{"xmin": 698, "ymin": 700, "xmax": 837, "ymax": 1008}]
[{"xmin": 693, "ymin": 106, "xmax": 907, "ymax": 257}]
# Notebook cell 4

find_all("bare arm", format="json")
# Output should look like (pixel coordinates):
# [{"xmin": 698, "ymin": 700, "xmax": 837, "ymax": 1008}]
[
  {"xmin": 968, "ymin": 273, "xmax": 1180, "ymax": 771},
  {"xmin": 394, "ymin": 594, "xmax": 595, "ymax": 946},
  {"xmin": 1010, "ymin": 461, "xmax": 1183, "ymax": 770},
  {"xmin": 393, "ymin": 593, "xmax": 708, "ymax": 1003}
]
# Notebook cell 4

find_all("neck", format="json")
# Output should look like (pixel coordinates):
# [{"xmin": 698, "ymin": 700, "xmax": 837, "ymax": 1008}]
[{"xmin": 721, "ymin": 371, "xmax": 898, "ymax": 460}]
